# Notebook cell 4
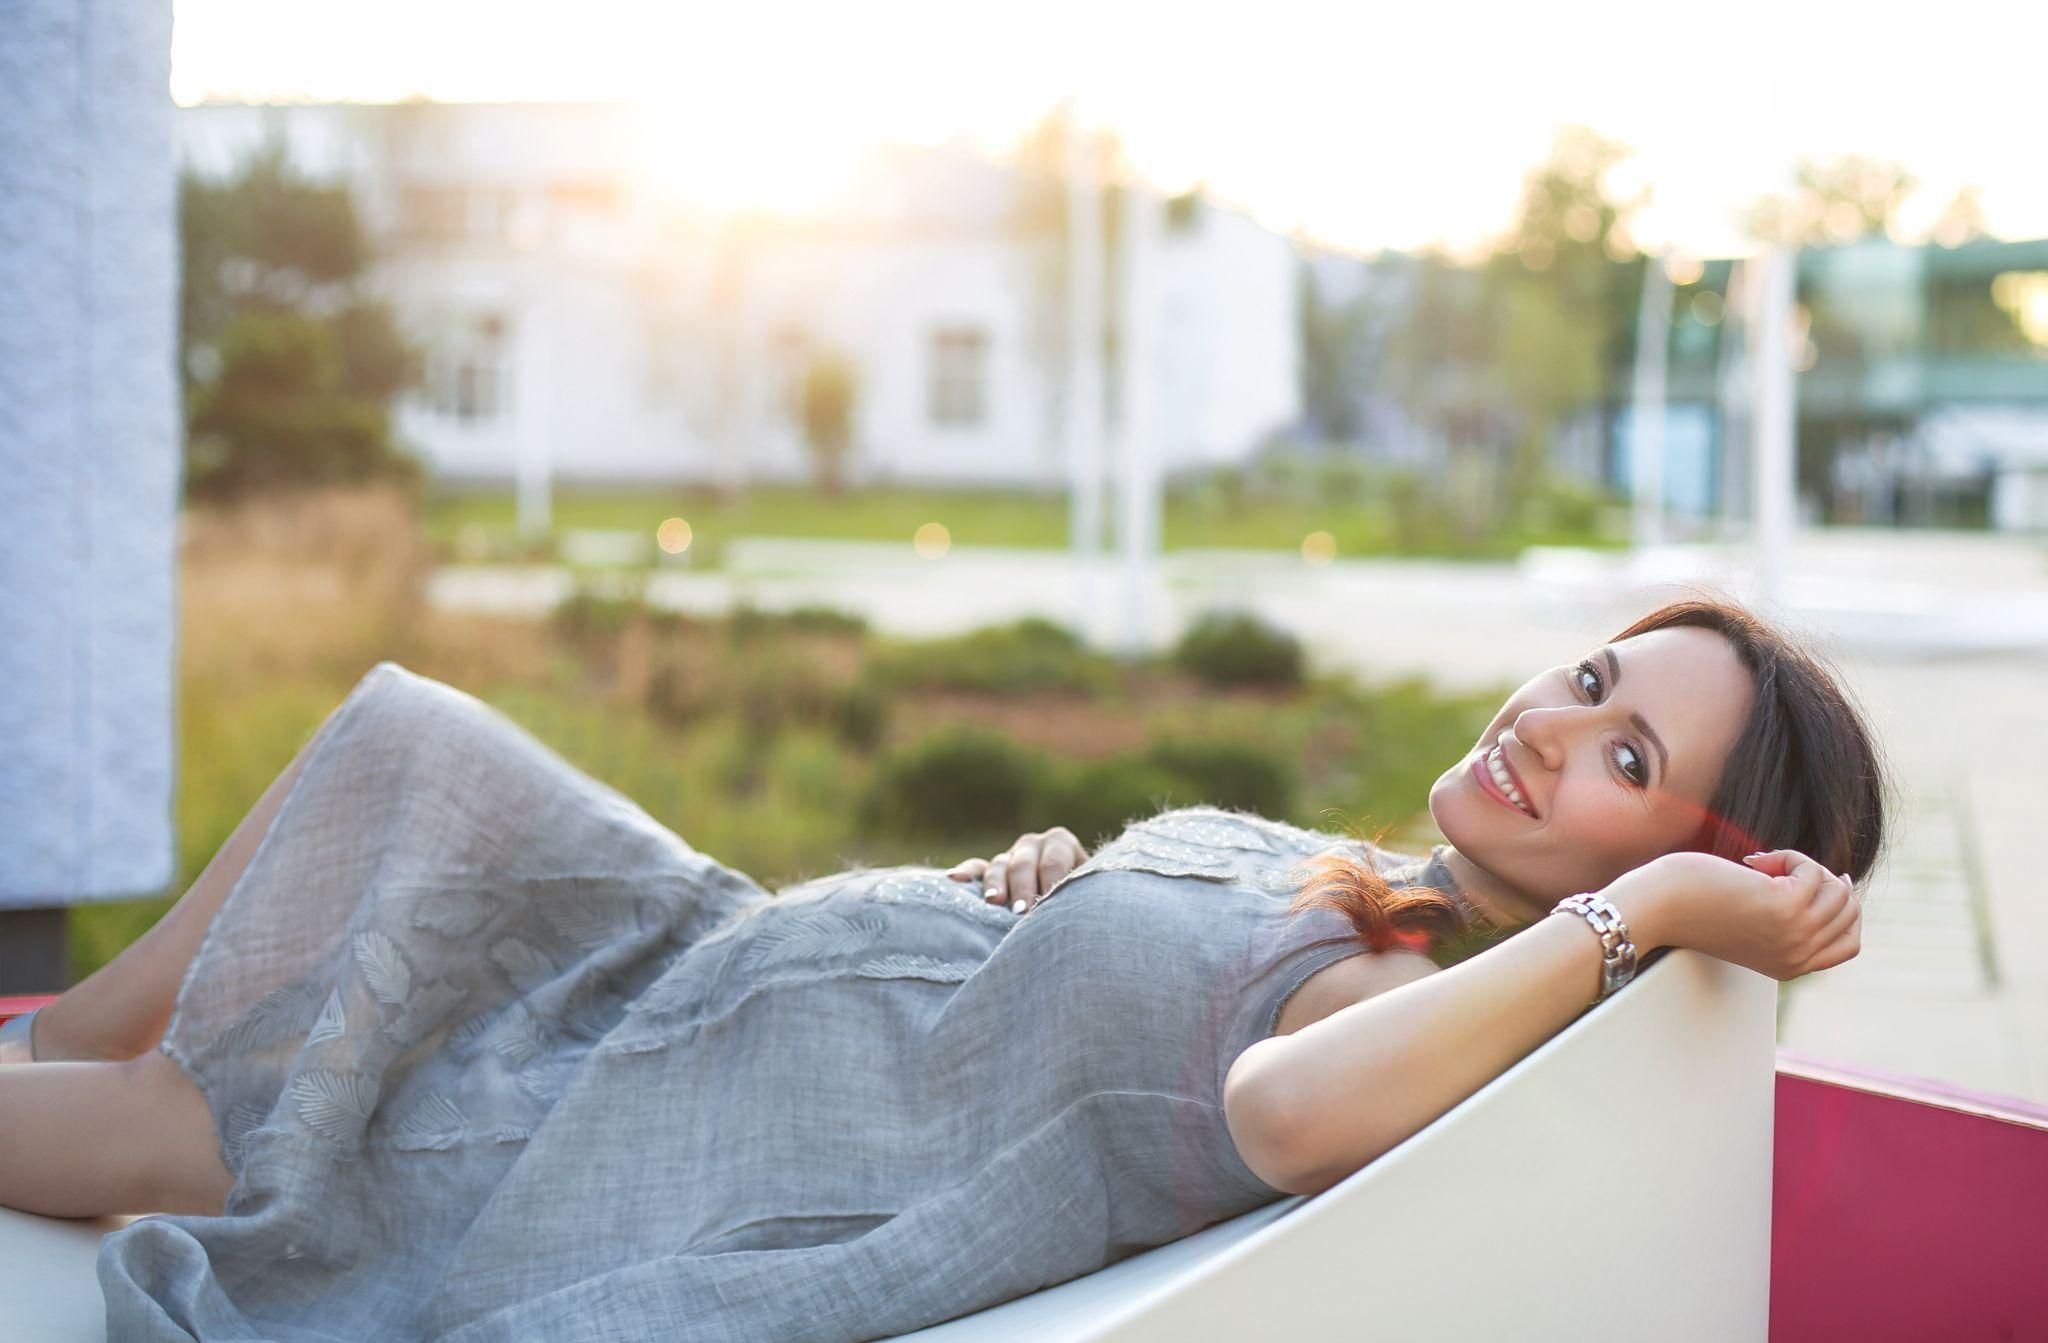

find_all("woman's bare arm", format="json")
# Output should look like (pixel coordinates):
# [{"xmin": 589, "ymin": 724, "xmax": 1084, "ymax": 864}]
[
  {"xmin": 1223, "ymin": 885, "xmax": 1674, "ymax": 1196},
  {"xmin": 1225, "ymin": 846, "xmax": 1860, "ymax": 1197}
]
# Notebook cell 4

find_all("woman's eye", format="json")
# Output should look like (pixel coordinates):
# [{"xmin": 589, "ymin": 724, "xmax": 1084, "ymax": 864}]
[
  {"xmin": 1573, "ymin": 659, "xmax": 1604, "ymax": 701},
  {"xmin": 1613, "ymin": 742, "xmax": 1649, "ymax": 787}
]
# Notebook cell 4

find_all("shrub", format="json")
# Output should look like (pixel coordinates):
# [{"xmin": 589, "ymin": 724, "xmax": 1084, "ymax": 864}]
[
  {"xmin": 864, "ymin": 729, "xmax": 1045, "ymax": 840},
  {"xmin": 1035, "ymin": 756, "xmax": 1188, "ymax": 849},
  {"xmin": 733, "ymin": 651, "xmax": 846, "ymax": 738},
  {"xmin": 834, "ymin": 679, "xmax": 889, "ymax": 752},
  {"xmin": 728, "ymin": 603, "xmax": 869, "ymax": 640},
  {"xmin": 1173, "ymin": 610, "xmax": 1304, "ymax": 688},
  {"xmin": 872, "ymin": 617, "xmax": 1114, "ymax": 695},
  {"xmin": 1144, "ymin": 738, "xmax": 1296, "ymax": 818},
  {"xmin": 551, "ymin": 586, "xmax": 645, "ymax": 647}
]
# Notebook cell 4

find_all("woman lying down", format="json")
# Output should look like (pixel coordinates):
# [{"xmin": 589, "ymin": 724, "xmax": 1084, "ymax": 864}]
[{"xmin": 0, "ymin": 596, "xmax": 1886, "ymax": 1342}]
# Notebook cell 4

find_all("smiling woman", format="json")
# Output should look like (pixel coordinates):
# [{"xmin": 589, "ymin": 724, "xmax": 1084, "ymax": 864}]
[
  {"xmin": 1226, "ymin": 596, "xmax": 1889, "ymax": 1195},
  {"xmin": 1286, "ymin": 597, "xmax": 1888, "ymax": 959}
]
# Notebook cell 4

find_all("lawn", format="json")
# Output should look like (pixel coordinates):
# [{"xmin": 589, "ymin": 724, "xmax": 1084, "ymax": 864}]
[{"xmin": 423, "ymin": 475, "xmax": 1629, "ymax": 566}]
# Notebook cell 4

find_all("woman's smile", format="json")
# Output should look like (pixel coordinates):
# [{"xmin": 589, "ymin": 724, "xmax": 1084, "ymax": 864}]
[{"xmin": 1472, "ymin": 742, "xmax": 1537, "ymax": 818}]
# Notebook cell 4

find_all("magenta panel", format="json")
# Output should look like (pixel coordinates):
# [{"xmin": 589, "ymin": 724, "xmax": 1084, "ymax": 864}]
[
  {"xmin": 1772, "ymin": 1054, "xmax": 2048, "ymax": 1342},
  {"xmin": 0, "ymin": 993, "xmax": 54, "ymax": 1023}
]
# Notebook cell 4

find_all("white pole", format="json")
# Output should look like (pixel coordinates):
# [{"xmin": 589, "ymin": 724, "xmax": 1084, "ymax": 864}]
[
  {"xmin": 1064, "ymin": 103, "xmax": 1105, "ymax": 646},
  {"xmin": 1115, "ymin": 180, "xmax": 1164, "ymax": 658},
  {"xmin": 1712, "ymin": 261, "xmax": 1751, "ymax": 538},
  {"xmin": 1750, "ymin": 245, "xmax": 1798, "ymax": 608},
  {"xmin": 1630, "ymin": 256, "xmax": 1672, "ymax": 550},
  {"xmin": 517, "ymin": 255, "xmax": 554, "ymax": 542}
]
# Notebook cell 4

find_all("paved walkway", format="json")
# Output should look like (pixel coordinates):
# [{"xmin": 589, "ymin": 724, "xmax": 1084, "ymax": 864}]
[{"xmin": 428, "ymin": 527, "xmax": 2048, "ymax": 1103}]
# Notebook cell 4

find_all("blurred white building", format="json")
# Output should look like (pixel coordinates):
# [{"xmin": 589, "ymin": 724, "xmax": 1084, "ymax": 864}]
[{"xmin": 176, "ymin": 103, "xmax": 1302, "ymax": 490}]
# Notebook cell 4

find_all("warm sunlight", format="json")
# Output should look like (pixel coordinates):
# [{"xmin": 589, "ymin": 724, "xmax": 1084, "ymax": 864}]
[{"xmin": 169, "ymin": 0, "xmax": 2048, "ymax": 255}]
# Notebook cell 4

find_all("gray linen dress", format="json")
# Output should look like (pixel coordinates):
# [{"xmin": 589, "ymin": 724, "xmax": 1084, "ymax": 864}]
[{"xmin": 98, "ymin": 661, "xmax": 1469, "ymax": 1342}]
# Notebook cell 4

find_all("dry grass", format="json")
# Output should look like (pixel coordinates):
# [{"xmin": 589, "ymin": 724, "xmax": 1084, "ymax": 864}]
[{"xmin": 179, "ymin": 483, "xmax": 435, "ymax": 685}]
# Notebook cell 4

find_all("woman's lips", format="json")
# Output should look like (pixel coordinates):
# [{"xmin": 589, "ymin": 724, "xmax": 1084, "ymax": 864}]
[{"xmin": 1471, "ymin": 755, "xmax": 1534, "ymax": 818}]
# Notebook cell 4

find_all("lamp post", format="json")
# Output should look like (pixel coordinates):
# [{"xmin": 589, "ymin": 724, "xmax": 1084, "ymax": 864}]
[
  {"xmin": 1630, "ymin": 254, "xmax": 1673, "ymax": 551},
  {"xmin": 1063, "ymin": 101, "xmax": 1106, "ymax": 646},
  {"xmin": 1114, "ymin": 179, "xmax": 1164, "ymax": 658},
  {"xmin": 1749, "ymin": 245, "xmax": 1799, "ymax": 609}
]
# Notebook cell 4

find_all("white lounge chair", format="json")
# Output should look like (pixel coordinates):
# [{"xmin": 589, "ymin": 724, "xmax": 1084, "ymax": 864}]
[{"xmin": 0, "ymin": 948, "xmax": 1776, "ymax": 1342}]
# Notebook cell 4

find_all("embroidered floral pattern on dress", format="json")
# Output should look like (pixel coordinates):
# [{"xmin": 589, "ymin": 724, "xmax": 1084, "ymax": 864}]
[
  {"xmin": 489, "ymin": 936, "xmax": 558, "ymax": 994},
  {"xmin": 855, "ymin": 953, "xmax": 977, "ymax": 984},
  {"xmin": 739, "ymin": 910, "xmax": 889, "ymax": 976},
  {"xmin": 307, "ymin": 990, "xmax": 348, "ymax": 1046},
  {"xmin": 208, "ymin": 983, "xmax": 326, "ymax": 1058},
  {"xmin": 1033, "ymin": 806, "xmax": 1342, "ymax": 905},
  {"xmin": 289, "ymin": 1069, "xmax": 380, "ymax": 1147},
  {"xmin": 1131, "ymin": 810, "xmax": 1283, "ymax": 853},
  {"xmin": 408, "ymin": 888, "xmax": 496, "ymax": 939}
]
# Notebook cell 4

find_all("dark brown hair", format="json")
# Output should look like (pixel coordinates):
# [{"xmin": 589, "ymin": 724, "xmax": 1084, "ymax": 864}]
[{"xmin": 1292, "ymin": 594, "xmax": 1893, "ymax": 956}]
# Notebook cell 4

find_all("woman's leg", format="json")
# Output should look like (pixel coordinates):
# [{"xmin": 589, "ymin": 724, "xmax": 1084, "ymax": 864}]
[
  {"xmin": 28, "ymin": 716, "xmax": 326, "ymax": 1064},
  {"xmin": 0, "ymin": 1050, "xmax": 232, "ymax": 1218}
]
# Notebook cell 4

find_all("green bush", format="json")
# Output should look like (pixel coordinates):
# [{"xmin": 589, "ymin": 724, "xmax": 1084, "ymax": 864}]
[
  {"xmin": 733, "ymin": 652, "xmax": 846, "ymax": 738},
  {"xmin": 550, "ymin": 586, "xmax": 646, "ymax": 647},
  {"xmin": 1036, "ymin": 756, "xmax": 1187, "ymax": 849},
  {"xmin": 864, "ymin": 728, "xmax": 1045, "ymax": 840},
  {"xmin": 728, "ymin": 603, "xmax": 869, "ymax": 640},
  {"xmin": 1144, "ymin": 737, "xmax": 1296, "ymax": 817},
  {"xmin": 872, "ymin": 617, "xmax": 1115, "ymax": 695},
  {"xmin": 643, "ymin": 642, "xmax": 709, "ymax": 727},
  {"xmin": 833, "ymin": 679, "xmax": 889, "ymax": 752},
  {"xmin": 1173, "ymin": 610, "xmax": 1304, "ymax": 688}
]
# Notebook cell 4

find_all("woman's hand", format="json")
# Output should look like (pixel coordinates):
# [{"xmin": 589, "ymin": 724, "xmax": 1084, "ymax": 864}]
[
  {"xmin": 947, "ymin": 827, "xmax": 1088, "ymax": 914},
  {"xmin": 1604, "ymin": 848, "xmax": 1861, "ymax": 982}
]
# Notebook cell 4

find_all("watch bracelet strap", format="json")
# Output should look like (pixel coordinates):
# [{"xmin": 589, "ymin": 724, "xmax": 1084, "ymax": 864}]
[{"xmin": 1552, "ymin": 893, "xmax": 1639, "ymax": 1003}]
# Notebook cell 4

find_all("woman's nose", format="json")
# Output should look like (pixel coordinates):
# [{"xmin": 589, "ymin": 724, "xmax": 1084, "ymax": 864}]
[{"xmin": 1509, "ymin": 704, "xmax": 1579, "ymax": 771}]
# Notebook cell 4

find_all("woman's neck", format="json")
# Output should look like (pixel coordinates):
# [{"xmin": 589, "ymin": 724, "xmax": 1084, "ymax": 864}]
[{"xmin": 1435, "ymin": 847, "xmax": 1554, "ymax": 931}]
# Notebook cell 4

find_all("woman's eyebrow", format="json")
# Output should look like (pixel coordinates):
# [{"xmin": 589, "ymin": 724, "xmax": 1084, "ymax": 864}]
[
  {"xmin": 1633, "ymin": 711, "xmax": 1670, "ymax": 782},
  {"xmin": 1603, "ymin": 647, "xmax": 1670, "ymax": 781}
]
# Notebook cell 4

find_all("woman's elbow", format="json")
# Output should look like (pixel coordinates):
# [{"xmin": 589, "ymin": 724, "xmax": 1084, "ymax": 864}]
[
  {"xmin": 1223, "ymin": 1043, "xmax": 1393, "ymax": 1197},
  {"xmin": 1224, "ymin": 1045, "xmax": 1344, "ymax": 1196}
]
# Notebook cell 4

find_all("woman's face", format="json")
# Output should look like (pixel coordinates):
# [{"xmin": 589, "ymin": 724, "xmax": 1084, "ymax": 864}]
[{"xmin": 1428, "ymin": 624, "xmax": 1755, "ymax": 908}]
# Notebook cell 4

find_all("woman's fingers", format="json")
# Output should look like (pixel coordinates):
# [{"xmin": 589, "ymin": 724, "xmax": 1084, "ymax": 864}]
[
  {"xmin": 1036, "ymin": 841, "xmax": 1076, "ymax": 894},
  {"xmin": 1800, "ymin": 881, "xmax": 1862, "ymax": 971},
  {"xmin": 1006, "ymin": 835, "xmax": 1045, "ymax": 910},
  {"xmin": 949, "ymin": 857, "xmax": 990, "ymax": 883},
  {"xmin": 976, "ymin": 828, "xmax": 1092, "ymax": 913}
]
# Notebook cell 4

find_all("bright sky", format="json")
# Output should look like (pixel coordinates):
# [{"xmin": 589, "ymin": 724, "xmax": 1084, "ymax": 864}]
[{"xmin": 170, "ymin": 0, "xmax": 2048, "ymax": 258}]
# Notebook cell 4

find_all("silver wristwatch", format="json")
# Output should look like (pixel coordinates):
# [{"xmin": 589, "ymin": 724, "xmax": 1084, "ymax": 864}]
[{"xmin": 1552, "ymin": 893, "xmax": 1639, "ymax": 1003}]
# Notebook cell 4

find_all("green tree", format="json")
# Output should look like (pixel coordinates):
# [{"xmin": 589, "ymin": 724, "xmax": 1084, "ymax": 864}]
[
  {"xmin": 798, "ymin": 351, "xmax": 859, "ymax": 496},
  {"xmin": 1299, "ymin": 262, "xmax": 1373, "ymax": 442},
  {"xmin": 1745, "ymin": 155, "xmax": 1919, "ymax": 246},
  {"xmin": 180, "ymin": 140, "xmax": 424, "ymax": 503},
  {"xmin": 1373, "ymin": 127, "xmax": 1641, "ymax": 538}
]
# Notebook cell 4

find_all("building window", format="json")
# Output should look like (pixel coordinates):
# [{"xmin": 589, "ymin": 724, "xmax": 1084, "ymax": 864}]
[
  {"xmin": 430, "ymin": 311, "xmax": 509, "ymax": 422},
  {"xmin": 927, "ymin": 326, "xmax": 988, "ymax": 427}
]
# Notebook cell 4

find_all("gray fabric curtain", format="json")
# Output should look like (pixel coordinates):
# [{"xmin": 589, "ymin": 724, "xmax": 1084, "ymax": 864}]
[{"xmin": 0, "ymin": 0, "xmax": 179, "ymax": 909}]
